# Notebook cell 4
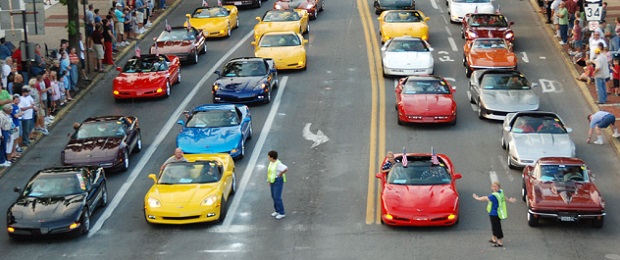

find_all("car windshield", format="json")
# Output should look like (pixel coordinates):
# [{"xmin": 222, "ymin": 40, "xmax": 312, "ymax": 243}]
[
  {"xmin": 384, "ymin": 11, "xmax": 422, "ymax": 23},
  {"xmin": 469, "ymin": 14, "xmax": 508, "ymax": 27},
  {"xmin": 156, "ymin": 28, "xmax": 196, "ymax": 41},
  {"xmin": 122, "ymin": 56, "xmax": 168, "ymax": 73},
  {"xmin": 24, "ymin": 173, "xmax": 86, "ymax": 197},
  {"xmin": 159, "ymin": 161, "xmax": 222, "ymax": 184},
  {"xmin": 511, "ymin": 116, "xmax": 567, "ymax": 134},
  {"xmin": 76, "ymin": 121, "xmax": 126, "ymax": 138},
  {"xmin": 259, "ymin": 34, "xmax": 301, "ymax": 47},
  {"xmin": 388, "ymin": 160, "xmax": 452, "ymax": 185},
  {"xmin": 263, "ymin": 11, "xmax": 300, "ymax": 22},
  {"xmin": 537, "ymin": 164, "xmax": 588, "ymax": 182},
  {"xmin": 186, "ymin": 110, "xmax": 240, "ymax": 128},
  {"xmin": 480, "ymin": 73, "xmax": 530, "ymax": 90},
  {"xmin": 453, "ymin": 0, "xmax": 491, "ymax": 3},
  {"xmin": 472, "ymin": 39, "xmax": 507, "ymax": 49},
  {"xmin": 223, "ymin": 61, "xmax": 267, "ymax": 77},
  {"xmin": 191, "ymin": 7, "xmax": 228, "ymax": 18},
  {"xmin": 403, "ymin": 79, "xmax": 450, "ymax": 94},
  {"xmin": 386, "ymin": 39, "xmax": 429, "ymax": 52}
]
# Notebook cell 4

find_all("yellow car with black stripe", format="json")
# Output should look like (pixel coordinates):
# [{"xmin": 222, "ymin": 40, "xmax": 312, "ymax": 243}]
[
  {"xmin": 252, "ymin": 31, "xmax": 308, "ymax": 70},
  {"xmin": 254, "ymin": 9, "xmax": 310, "ymax": 43},
  {"xmin": 378, "ymin": 10, "xmax": 430, "ymax": 43},
  {"xmin": 184, "ymin": 6, "xmax": 239, "ymax": 38},
  {"xmin": 144, "ymin": 154, "xmax": 236, "ymax": 225}
]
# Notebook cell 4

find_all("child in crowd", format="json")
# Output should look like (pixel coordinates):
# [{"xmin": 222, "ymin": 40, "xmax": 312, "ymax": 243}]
[
  {"xmin": 578, "ymin": 60, "xmax": 595, "ymax": 84},
  {"xmin": 50, "ymin": 71, "xmax": 61, "ymax": 112},
  {"xmin": 611, "ymin": 59, "xmax": 620, "ymax": 96}
]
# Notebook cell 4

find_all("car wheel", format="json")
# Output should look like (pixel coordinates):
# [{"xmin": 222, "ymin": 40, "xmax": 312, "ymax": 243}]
[
  {"xmin": 238, "ymin": 140, "xmax": 245, "ymax": 160},
  {"xmin": 165, "ymin": 81, "xmax": 171, "ymax": 97},
  {"xmin": 592, "ymin": 216, "xmax": 604, "ymax": 228},
  {"xmin": 312, "ymin": 9, "xmax": 318, "ymax": 20},
  {"xmin": 467, "ymin": 89, "xmax": 474, "ymax": 104},
  {"xmin": 80, "ymin": 210, "xmax": 90, "ymax": 234},
  {"xmin": 264, "ymin": 88, "xmax": 271, "ymax": 104},
  {"xmin": 134, "ymin": 132, "xmax": 142, "ymax": 153},
  {"xmin": 201, "ymin": 43, "xmax": 207, "ymax": 54},
  {"xmin": 319, "ymin": 0, "xmax": 324, "ymax": 11},
  {"xmin": 176, "ymin": 69, "xmax": 181, "ymax": 84},
  {"xmin": 218, "ymin": 196, "xmax": 228, "ymax": 223},
  {"xmin": 226, "ymin": 26, "xmax": 232, "ymax": 38},
  {"xmin": 477, "ymin": 103, "xmax": 484, "ymax": 119},
  {"xmin": 375, "ymin": 9, "xmax": 381, "ymax": 15},
  {"xmin": 100, "ymin": 183, "xmax": 108, "ymax": 208},
  {"xmin": 501, "ymin": 136, "xmax": 506, "ymax": 149},
  {"xmin": 247, "ymin": 123, "xmax": 253, "ymax": 140},
  {"xmin": 236, "ymin": 18, "xmax": 239, "ymax": 28},
  {"xmin": 254, "ymin": 0, "xmax": 261, "ymax": 8},
  {"xmin": 397, "ymin": 117, "xmax": 404, "ymax": 125},
  {"xmin": 192, "ymin": 49, "xmax": 199, "ymax": 64},
  {"xmin": 449, "ymin": 116, "xmax": 457, "ymax": 125},
  {"xmin": 231, "ymin": 171, "xmax": 237, "ymax": 194},
  {"xmin": 521, "ymin": 181, "xmax": 526, "ymax": 202},
  {"xmin": 527, "ymin": 200, "xmax": 538, "ymax": 227},
  {"xmin": 461, "ymin": 29, "xmax": 465, "ymax": 39},
  {"xmin": 462, "ymin": 56, "xmax": 467, "ymax": 67},
  {"xmin": 306, "ymin": 23, "xmax": 310, "ymax": 34},
  {"xmin": 507, "ymin": 148, "xmax": 517, "ymax": 169},
  {"xmin": 465, "ymin": 65, "xmax": 472, "ymax": 78},
  {"xmin": 120, "ymin": 149, "xmax": 130, "ymax": 172}
]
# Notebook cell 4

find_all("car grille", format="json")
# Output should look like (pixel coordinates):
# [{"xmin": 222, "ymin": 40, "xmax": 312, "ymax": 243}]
[{"xmin": 162, "ymin": 215, "xmax": 201, "ymax": 221}]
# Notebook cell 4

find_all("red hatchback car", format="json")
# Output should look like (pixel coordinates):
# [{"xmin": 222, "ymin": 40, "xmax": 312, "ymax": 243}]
[
  {"xmin": 522, "ymin": 157, "xmax": 605, "ymax": 227},
  {"xmin": 376, "ymin": 152, "xmax": 462, "ymax": 226},
  {"xmin": 112, "ymin": 54, "xmax": 181, "ymax": 101},
  {"xmin": 395, "ymin": 75, "xmax": 457, "ymax": 125}
]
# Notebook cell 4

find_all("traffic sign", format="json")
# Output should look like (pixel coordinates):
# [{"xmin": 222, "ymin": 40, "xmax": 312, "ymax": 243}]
[
  {"xmin": 26, "ymin": 22, "xmax": 44, "ymax": 35},
  {"xmin": 0, "ymin": 10, "xmax": 24, "ymax": 29},
  {"xmin": 585, "ymin": 3, "xmax": 603, "ymax": 21}
]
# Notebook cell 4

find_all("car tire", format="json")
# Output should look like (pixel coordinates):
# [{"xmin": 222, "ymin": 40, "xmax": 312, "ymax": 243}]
[
  {"xmin": 192, "ymin": 48, "xmax": 199, "ymax": 64},
  {"xmin": 449, "ymin": 117, "xmax": 457, "ymax": 125},
  {"xmin": 238, "ymin": 140, "xmax": 245, "ymax": 160},
  {"xmin": 467, "ymin": 88, "xmax": 474, "ymax": 104},
  {"xmin": 477, "ymin": 103, "xmax": 484, "ymax": 119},
  {"xmin": 461, "ymin": 29, "xmax": 465, "ymax": 39},
  {"xmin": 218, "ymin": 196, "xmax": 228, "ymax": 223},
  {"xmin": 375, "ymin": 9, "xmax": 381, "ymax": 15},
  {"xmin": 592, "ymin": 216, "xmax": 604, "ymax": 228},
  {"xmin": 134, "ymin": 132, "xmax": 142, "ymax": 153},
  {"xmin": 165, "ymin": 81, "xmax": 171, "ymax": 97},
  {"xmin": 319, "ymin": 0, "xmax": 324, "ymax": 11},
  {"xmin": 306, "ymin": 23, "xmax": 310, "ymax": 34},
  {"xmin": 501, "ymin": 136, "xmax": 506, "ymax": 149},
  {"xmin": 254, "ymin": 0, "xmax": 261, "ymax": 8},
  {"xmin": 247, "ymin": 123, "xmax": 253, "ymax": 140},
  {"xmin": 521, "ymin": 181, "xmax": 527, "ymax": 202},
  {"xmin": 80, "ymin": 210, "xmax": 90, "ymax": 234},
  {"xmin": 176, "ymin": 68, "xmax": 181, "ymax": 84},
  {"xmin": 201, "ymin": 43, "xmax": 207, "ymax": 54},
  {"xmin": 465, "ymin": 65, "xmax": 472, "ymax": 78},
  {"xmin": 462, "ymin": 56, "xmax": 467, "ymax": 67},
  {"xmin": 100, "ymin": 183, "xmax": 108, "ymax": 208},
  {"xmin": 397, "ymin": 117, "xmax": 404, "ymax": 125},
  {"xmin": 231, "ymin": 171, "xmax": 237, "ymax": 195},
  {"xmin": 527, "ymin": 200, "xmax": 538, "ymax": 227},
  {"xmin": 120, "ymin": 149, "xmax": 130, "ymax": 172},
  {"xmin": 236, "ymin": 17, "xmax": 239, "ymax": 28},
  {"xmin": 507, "ymin": 148, "xmax": 517, "ymax": 169},
  {"xmin": 264, "ymin": 88, "xmax": 271, "ymax": 104},
  {"xmin": 226, "ymin": 26, "xmax": 232, "ymax": 38},
  {"xmin": 311, "ymin": 9, "xmax": 318, "ymax": 20}
]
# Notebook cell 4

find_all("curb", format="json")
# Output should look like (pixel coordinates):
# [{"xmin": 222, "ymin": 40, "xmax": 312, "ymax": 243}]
[
  {"xmin": 526, "ymin": 0, "xmax": 620, "ymax": 156},
  {"xmin": 0, "ymin": 1, "xmax": 183, "ymax": 178}
]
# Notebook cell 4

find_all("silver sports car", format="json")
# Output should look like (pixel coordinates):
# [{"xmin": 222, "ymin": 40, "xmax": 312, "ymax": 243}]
[
  {"xmin": 468, "ymin": 69, "xmax": 539, "ymax": 120},
  {"xmin": 502, "ymin": 111, "xmax": 576, "ymax": 169}
]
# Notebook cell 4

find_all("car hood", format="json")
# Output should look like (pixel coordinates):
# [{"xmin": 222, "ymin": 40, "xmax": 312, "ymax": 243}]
[
  {"xmin": 215, "ymin": 76, "xmax": 265, "ymax": 93},
  {"xmin": 480, "ymin": 89, "xmax": 539, "ymax": 111},
  {"xmin": 276, "ymin": 1, "xmax": 312, "ymax": 9},
  {"xmin": 451, "ymin": 3, "xmax": 495, "ymax": 17},
  {"xmin": 383, "ymin": 51, "xmax": 433, "ymax": 69},
  {"xmin": 177, "ymin": 126, "xmax": 241, "ymax": 154},
  {"xmin": 400, "ymin": 94, "xmax": 455, "ymax": 115},
  {"xmin": 469, "ymin": 49, "xmax": 517, "ymax": 67},
  {"xmin": 383, "ymin": 184, "xmax": 457, "ymax": 213},
  {"xmin": 255, "ymin": 46, "xmax": 305, "ymax": 61},
  {"xmin": 469, "ymin": 27, "xmax": 512, "ymax": 38},
  {"xmin": 532, "ymin": 181, "xmax": 604, "ymax": 210},
  {"xmin": 255, "ymin": 22, "xmax": 301, "ymax": 35},
  {"xmin": 114, "ymin": 72, "xmax": 168, "ymax": 90},
  {"xmin": 64, "ymin": 137, "xmax": 123, "ymax": 160},
  {"xmin": 150, "ymin": 41, "xmax": 194, "ymax": 55},
  {"xmin": 150, "ymin": 184, "xmax": 219, "ymax": 204},
  {"xmin": 511, "ymin": 134, "xmax": 575, "ymax": 159},
  {"xmin": 382, "ymin": 22, "xmax": 427, "ymax": 34},
  {"xmin": 9, "ymin": 195, "xmax": 85, "ymax": 222},
  {"xmin": 188, "ymin": 18, "xmax": 228, "ymax": 32}
]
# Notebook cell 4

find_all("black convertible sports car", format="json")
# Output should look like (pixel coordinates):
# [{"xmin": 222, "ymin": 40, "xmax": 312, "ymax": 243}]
[
  {"xmin": 212, "ymin": 57, "xmax": 278, "ymax": 104},
  {"xmin": 6, "ymin": 166, "xmax": 108, "ymax": 239}
]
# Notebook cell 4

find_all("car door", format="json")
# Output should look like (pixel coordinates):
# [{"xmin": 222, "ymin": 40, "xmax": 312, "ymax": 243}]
[{"xmin": 236, "ymin": 107, "xmax": 250, "ymax": 140}]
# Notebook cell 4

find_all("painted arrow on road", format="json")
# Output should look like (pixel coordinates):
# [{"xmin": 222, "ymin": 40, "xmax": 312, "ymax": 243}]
[{"xmin": 302, "ymin": 123, "xmax": 329, "ymax": 148}]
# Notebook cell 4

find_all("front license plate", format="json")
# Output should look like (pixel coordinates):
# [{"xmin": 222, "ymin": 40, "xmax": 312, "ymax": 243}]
[
  {"xmin": 413, "ymin": 216, "xmax": 428, "ymax": 221},
  {"xmin": 234, "ymin": 1, "xmax": 242, "ymax": 4},
  {"xmin": 559, "ymin": 216, "xmax": 576, "ymax": 222}
]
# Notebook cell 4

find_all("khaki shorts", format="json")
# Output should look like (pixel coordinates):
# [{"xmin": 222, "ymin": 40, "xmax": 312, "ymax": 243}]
[
  {"xmin": 94, "ymin": 44, "xmax": 104, "ymax": 59},
  {"xmin": 115, "ymin": 22, "xmax": 124, "ymax": 34},
  {"xmin": 136, "ymin": 11, "xmax": 144, "ymax": 23}
]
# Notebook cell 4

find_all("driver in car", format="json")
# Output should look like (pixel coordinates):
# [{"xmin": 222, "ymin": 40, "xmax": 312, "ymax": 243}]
[{"xmin": 563, "ymin": 168, "xmax": 583, "ymax": 181}]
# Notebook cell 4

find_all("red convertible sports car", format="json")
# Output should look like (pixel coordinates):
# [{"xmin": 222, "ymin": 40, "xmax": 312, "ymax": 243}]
[
  {"xmin": 376, "ymin": 152, "xmax": 462, "ymax": 226},
  {"xmin": 149, "ymin": 26, "xmax": 207, "ymax": 64},
  {"xmin": 395, "ymin": 75, "xmax": 457, "ymax": 125},
  {"xmin": 461, "ymin": 13, "xmax": 515, "ymax": 44},
  {"xmin": 112, "ymin": 54, "xmax": 181, "ymax": 101},
  {"xmin": 522, "ymin": 157, "xmax": 605, "ymax": 228},
  {"xmin": 274, "ymin": 0, "xmax": 325, "ymax": 20}
]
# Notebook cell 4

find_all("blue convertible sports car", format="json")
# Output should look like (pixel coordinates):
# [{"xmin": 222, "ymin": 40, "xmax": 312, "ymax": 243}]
[
  {"xmin": 212, "ymin": 57, "xmax": 278, "ymax": 104},
  {"xmin": 177, "ymin": 104, "xmax": 252, "ymax": 159}
]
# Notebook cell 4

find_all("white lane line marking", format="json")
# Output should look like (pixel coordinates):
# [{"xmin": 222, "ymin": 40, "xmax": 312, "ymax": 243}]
[
  {"xmin": 539, "ymin": 56, "xmax": 547, "ymax": 59},
  {"xmin": 490, "ymin": 171, "xmax": 499, "ymax": 184},
  {"xmin": 199, "ymin": 250, "xmax": 244, "ymax": 253},
  {"xmin": 88, "ymin": 30, "xmax": 256, "ymax": 238},
  {"xmin": 448, "ymin": 37, "xmax": 458, "ymax": 52},
  {"xmin": 442, "ymin": 15, "xmax": 448, "ymax": 24},
  {"xmin": 430, "ymin": 0, "xmax": 438, "ymax": 9},
  {"xmin": 222, "ymin": 77, "xmax": 288, "ymax": 230},
  {"xmin": 521, "ymin": 52, "xmax": 529, "ymax": 63},
  {"xmin": 445, "ymin": 26, "xmax": 452, "ymax": 36},
  {"xmin": 498, "ymin": 155, "xmax": 508, "ymax": 171}
]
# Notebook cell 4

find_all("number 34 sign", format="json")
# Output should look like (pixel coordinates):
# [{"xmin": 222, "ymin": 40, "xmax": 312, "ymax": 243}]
[{"xmin": 585, "ymin": 1, "xmax": 603, "ymax": 22}]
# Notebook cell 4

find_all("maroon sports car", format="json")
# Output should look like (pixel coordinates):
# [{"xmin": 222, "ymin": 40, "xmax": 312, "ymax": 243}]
[
  {"xmin": 461, "ymin": 13, "xmax": 514, "ymax": 44},
  {"xmin": 274, "ymin": 0, "xmax": 325, "ymax": 19},
  {"xmin": 150, "ymin": 26, "xmax": 207, "ymax": 64}
]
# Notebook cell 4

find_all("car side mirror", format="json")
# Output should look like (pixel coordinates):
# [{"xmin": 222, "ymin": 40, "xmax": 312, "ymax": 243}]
[
  {"xmin": 303, "ymin": 39, "xmax": 309, "ymax": 44},
  {"xmin": 380, "ymin": 46, "xmax": 386, "ymax": 52},
  {"xmin": 13, "ymin": 187, "xmax": 21, "ymax": 193},
  {"xmin": 251, "ymin": 41, "xmax": 257, "ymax": 46},
  {"xmin": 375, "ymin": 172, "xmax": 385, "ymax": 180},
  {"xmin": 377, "ymin": 17, "xmax": 383, "ymax": 21},
  {"xmin": 177, "ymin": 120, "xmax": 184, "ymax": 126},
  {"xmin": 116, "ymin": 67, "xmax": 122, "ymax": 72},
  {"xmin": 148, "ymin": 174, "xmax": 157, "ymax": 183},
  {"xmin": 185, "ymin": 14, "xmax": 191, "ymax": 19},
  {"xmin": 214, "ymin": 70, "xmax": 221, "ymax": 77},
  {"xmin": 429, "ymin": 47, "xmax": 434, "ymax": 52},
  {"xmin": 255, "ymin": 16, "xmax": 261, "ymax": 21},
  {"xmin": 451, "ymin": 86, "xmax": 457, "ymax": 92},
  {"xmin": 454, "ymin": 173, "xmax": 462, "ymax": 179},
  {"xmin": 565, "ymin": 127, "xmax": 573, "ymax": 133},
  {"xmin": 425, "ymin": 17, "xmax": 430, "ymax": 21},
  {"xmin": 504, "ymin": 126, "xmax": 511, "ymax": 132},
  {"xmin": 509, "ymin": 21, "xmax": 514, "ymax": 26}
]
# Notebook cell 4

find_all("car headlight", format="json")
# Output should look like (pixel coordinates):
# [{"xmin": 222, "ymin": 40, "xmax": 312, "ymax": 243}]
[
  {"xmin": 148, "ymin": 197, "xmax": 161, "ymax": 208},
  {"xmin": 230, "ymin": 148, "xmax": 238, "ymax": 154},
  {"xmin": 307, "ymin": 3, "xmax": 314, "ymax": 9},
  {"xmin": 505, "ymin": 32, "xmax": 514, "ymax": 39},
  {"xmin": 213, "ymin": 83, "xmax": 220, "ymax": 91},
  {"xmin": 254, "ymin": 83, "xmax": 267, "ymax": 91},
  {"xmin": 201, "ymin": 195, "xmax": 218, "ymax": 206},
  {"xmin": 467, "ymin": 31, "xmax": 477, "ymax": 39},
  {"xmin": 274, "ymin": 4, "xmax": 282, "ymax": 9}
]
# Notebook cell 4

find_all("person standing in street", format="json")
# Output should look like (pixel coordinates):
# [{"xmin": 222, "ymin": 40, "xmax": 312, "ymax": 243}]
[
  {"xmin": 593, "ymin": 48, "xmax": 610, "ymax": 104},
  {"xmin": 587, "ymin": 110, "xmax": 620, "ymax": 144},
  {"xmin": 267, "ymin": 150, "xmax": 288, "ymax": 220},
  {"xmin": 473, "ymin": 182, "xmax": 517, "ymax": 248}
]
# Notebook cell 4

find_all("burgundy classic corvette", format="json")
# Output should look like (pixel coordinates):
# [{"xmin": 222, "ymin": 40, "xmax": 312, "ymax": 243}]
[
  {"xmin": 61, "ymin": 116, "xmax": 142, "ymax": 172},
  {"xmin": 274, "ymin": 0, "xmax": 325, "ymax": 19},
  {"xmin": 522, "ymin": 157, "xmax": 605, "ymax": 227},
  {"xmin": 149, "ymin": 26, "xmax": 207, "ymax": 64},
  {"xmin": 461, "ymin": 13, "xmax": 514, "ymax": 44}
]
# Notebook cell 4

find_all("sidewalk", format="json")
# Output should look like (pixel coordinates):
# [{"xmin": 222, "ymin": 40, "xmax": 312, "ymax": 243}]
[{"xmin": 528, "ymin": 0, "xmax": 620, "ymax": 152}]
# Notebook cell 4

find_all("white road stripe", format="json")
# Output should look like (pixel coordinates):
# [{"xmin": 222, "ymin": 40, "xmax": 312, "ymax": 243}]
[
  {"xmin": 442, "ymin": 15, "xmax": 448, "ymax": 24},
  {"xmin": 448, "ymin": 37, "xmax": 458, "ymax": 52},
  {"xmin": 521, "ymin": 52, "xmax": 529, "ymax": 63},
  {"xmin": 222, "ymin": 77, "xmax": 288, "ymax": 230},
  {"xmin": 489, "ymin": 171, "xmax": 499, "ymax": 184},
  {"xmin": 430, "ymin": 0, "xmax": 438, "ymax": 9},
  {"xmin": 445, "ymin": 26, "xmax": 452, "ymax": 36},
  {"xmin": 498, "ymin": 155, "xmax": 508, "ymax": 171},
  {"xmin": 88, "ymin": 30, "xmax": 256, "ymax": 238}
]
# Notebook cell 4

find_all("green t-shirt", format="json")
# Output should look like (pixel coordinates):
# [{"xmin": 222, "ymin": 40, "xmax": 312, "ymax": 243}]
[
  {"xmin": 0, "ymin": 89, "xmax": 11, "ymax": 104},
  {"xmin": 558, "ymin": 8, "xmax": 569, "ymax": 25}
]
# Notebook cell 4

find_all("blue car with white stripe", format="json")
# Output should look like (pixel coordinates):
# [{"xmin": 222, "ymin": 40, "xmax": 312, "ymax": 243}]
[{"xmin": 176, "ymin": 104, "xmax": 252, "ymax": 159}]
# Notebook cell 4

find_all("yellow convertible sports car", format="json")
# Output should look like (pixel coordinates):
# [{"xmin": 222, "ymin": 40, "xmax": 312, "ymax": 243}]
[
  {"xmin": 252, "ymin": 32, "xmax": 308, "ymax": 70},
  {"xmin": 378, "ymin": 10, "xmax": 430, "ymax": 43},
  {"xmin": 184, "ymin": 6, "xmax": 239, "ymax": 38},
  {"xmin": 144, "ymin": 154, "xmax": 236, "ymax": 225},
  {"xmin": 254, "ymin": 9, "xmax": 310, "ymax": 43}
]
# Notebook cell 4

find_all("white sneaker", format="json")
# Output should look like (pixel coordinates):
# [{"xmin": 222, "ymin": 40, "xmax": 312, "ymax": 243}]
[
  {"xmin": 613, "ymin": 133, "xmax": 620, "ymax": 138},
  {"xmin": 124, "ymin": 41, "xmax": 130, "ymax": 45},
  {"xmin": 275, "ymin": 214, "xmax": 286, "ymax": 220},
  {"xmin": 593, "ymin": 140, "xmax": 603, "ymax": 145},
  {"xmin": 0, "ymin": 162, "xmax": 11, "ymax": 167},
  {"xmin": 49, "ymin": 115, "xmax": 55, "ymax": 120},
  {"xmin": 559, "ymin": 41, "xmax": 566, "ymax": 45},
  {"xmin": 271, "ymin": 212, "xmax": 278, "ymax": 217}
]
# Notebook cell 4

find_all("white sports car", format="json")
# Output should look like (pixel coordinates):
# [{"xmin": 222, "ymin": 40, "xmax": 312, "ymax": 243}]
[
  {"xmin": 381, "ymin": 36, "xmax": 434, "ymax": 77},
  {"xmin": 447, "ymin": 0, "xmax": 495, "ymax": 23}
]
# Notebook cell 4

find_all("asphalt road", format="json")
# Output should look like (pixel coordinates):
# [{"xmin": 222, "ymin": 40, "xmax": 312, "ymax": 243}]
[{"xmin": 1, "ymin": 0, "xmax": 620, "ymax": 259}]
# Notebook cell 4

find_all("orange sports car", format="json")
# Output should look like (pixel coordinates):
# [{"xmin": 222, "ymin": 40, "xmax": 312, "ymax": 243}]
[{"xmin": 462, "ymin": 38, "xmax": 516, "ymax": 78}]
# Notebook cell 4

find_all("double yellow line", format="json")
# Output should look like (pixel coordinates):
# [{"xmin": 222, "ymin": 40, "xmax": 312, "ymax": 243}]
[{"xmin": 357, "ymin": 0, "xmax": 386, "ymax": 224}]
